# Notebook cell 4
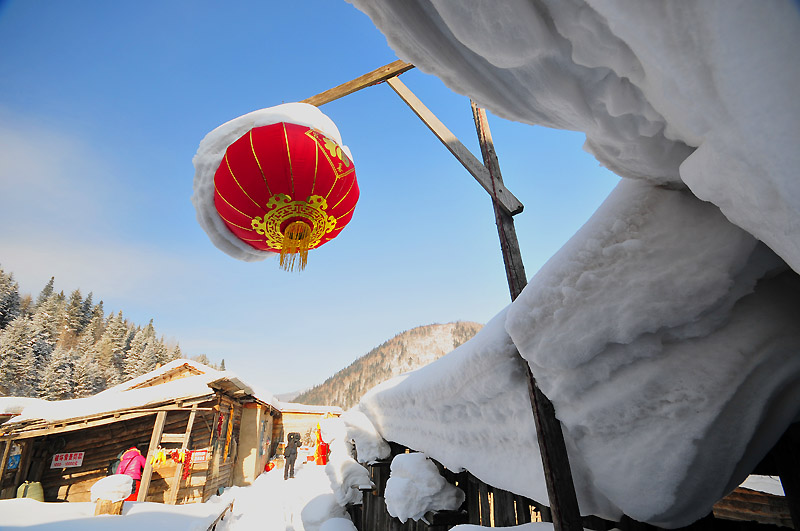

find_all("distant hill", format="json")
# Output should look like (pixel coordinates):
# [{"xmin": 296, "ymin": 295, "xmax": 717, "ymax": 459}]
[{"xmin": 294, "ymin": 321, "xmax": 483, "ymax": 410}]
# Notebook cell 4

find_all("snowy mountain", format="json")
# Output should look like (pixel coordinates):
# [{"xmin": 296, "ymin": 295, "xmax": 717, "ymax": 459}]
[{"xmin": 294, "ymin": 321, "xmax": 482, "ymax": 410}]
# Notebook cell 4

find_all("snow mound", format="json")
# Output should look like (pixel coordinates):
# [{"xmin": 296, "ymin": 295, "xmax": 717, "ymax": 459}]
[
  {"xmin": 384, "ymin": 452, "xmax": 465, "ymax": 523},
  {"xmin": 90, "ymin": 474, "xmax": 132, "ymax": 503}
]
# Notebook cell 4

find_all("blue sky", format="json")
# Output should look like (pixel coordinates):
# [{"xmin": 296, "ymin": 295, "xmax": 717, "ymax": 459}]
[{"xmin": 0, "ymin": 1, "xmax": 618, "ymax": 394}]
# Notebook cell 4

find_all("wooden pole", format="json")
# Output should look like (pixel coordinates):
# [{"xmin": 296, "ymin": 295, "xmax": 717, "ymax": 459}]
[
  {"xmin": 137, "ymin": 410, "xmax": 167, "ymax": 502},
  {"xmin": 301, "ymin": 59, "xmax": 414, "ymax": 107},
  {"xmin": 471, "ymin": 102, "xmax": 583, "ymax": 531}
]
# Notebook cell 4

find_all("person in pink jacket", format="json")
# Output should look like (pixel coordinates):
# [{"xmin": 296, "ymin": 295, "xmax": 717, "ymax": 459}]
[{"xmin": 118, "ymin": 446, "xmax": 147, "ymax": 501}]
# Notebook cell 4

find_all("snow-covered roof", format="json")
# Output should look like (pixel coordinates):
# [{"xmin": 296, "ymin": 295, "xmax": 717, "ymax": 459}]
[
  {"xmin": 347, "ymin": 1, "xmax": 800, "ymax": 528},
  {"xmin": 277, "ymin": 400, "xmax": 343, "ymax": 416},
  {"xmin": 1, "ymin": 359, "xmax": 279, "ymax": 430}
]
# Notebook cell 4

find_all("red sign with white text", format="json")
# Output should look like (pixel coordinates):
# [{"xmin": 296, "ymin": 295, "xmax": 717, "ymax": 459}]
[
  {"xmin": 51, "ymin": 452, "xmax": 85, "ymax": 468},
  {"xmin": 192, "ymin": 450, "xmax": 208, "ymax": 463}
]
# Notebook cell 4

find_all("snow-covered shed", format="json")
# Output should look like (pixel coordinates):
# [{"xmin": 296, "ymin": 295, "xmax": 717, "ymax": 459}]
[{"xmin": 0, "ymin": 359, "xmax": 280, "ymax": 504}]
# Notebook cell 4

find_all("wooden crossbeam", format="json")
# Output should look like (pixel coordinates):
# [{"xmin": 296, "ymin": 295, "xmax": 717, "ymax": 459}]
[
  {"xmin": 387, "ymin": 77, "xmax": 524, "ymax": 215},
  {"xmin": 301, "ymin": 59, "xmax": 414, "ymax": 107}
]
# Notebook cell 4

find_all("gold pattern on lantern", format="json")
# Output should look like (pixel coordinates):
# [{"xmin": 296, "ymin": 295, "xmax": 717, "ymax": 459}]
[{"xmin": 251, "ymin": 194, "xmax": 336, "ymax": 255}]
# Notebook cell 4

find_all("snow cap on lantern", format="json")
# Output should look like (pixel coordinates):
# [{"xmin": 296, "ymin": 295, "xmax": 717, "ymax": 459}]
[{"xmin": 192, "ymin": 103, "xmax": 358, "ymax": 270}]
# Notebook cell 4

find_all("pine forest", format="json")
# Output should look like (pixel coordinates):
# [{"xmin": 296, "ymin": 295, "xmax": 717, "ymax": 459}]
[{"xmin": 0, "ymin": 265, "xmax": 218, "ymax": 400}]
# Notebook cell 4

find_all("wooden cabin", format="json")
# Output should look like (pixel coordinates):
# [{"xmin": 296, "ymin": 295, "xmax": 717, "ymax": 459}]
[
  {"xmin": 273, "ymin": 402, "xmax": 342, "ymax": 456},
  {"xmin": 0, "ymin": 360, "xmax": 280, "ymax": 504}
]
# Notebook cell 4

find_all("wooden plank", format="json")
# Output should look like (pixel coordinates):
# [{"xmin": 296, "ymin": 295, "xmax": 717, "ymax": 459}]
[
  {"xmin": 302, "ymin": 59, "xmax": 414, "ymax": 107},
  {"xmin": 516, "ymin": 494, "xmax": 533, "ymax": 524},
  {"xmin": 138, "ymin": 411, "xmax": 167, "ymax": 502},
  {"xmin": 466, "ymin": 475, "xmax": 480, "ymax": 524},
  {"xmin": 478, "ymin": 481, "xmax": 491, "ymax": 526},
  {"xmin": 167, "ymin": 404, "xmax": 198, "ymax": 504},
  {"xmin": 386, "ymin": 76, "xmax": 524, "ymax": 216},
  {"xmin": 494, "ymin": 488, "xmax": 518, "ymax": 526},
  {"xmin": 160, "ymin": 433, "xmax": 188, "ymax": 444},
  {"xmin": 472, "ymin": 101, "xmax": 583, "ymax": 531}
]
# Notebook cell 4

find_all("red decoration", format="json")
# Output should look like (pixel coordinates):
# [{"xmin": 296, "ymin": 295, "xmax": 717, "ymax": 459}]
[{"xmin": 213, "ymin": 122, "xmax": 359, "ymax": 271}]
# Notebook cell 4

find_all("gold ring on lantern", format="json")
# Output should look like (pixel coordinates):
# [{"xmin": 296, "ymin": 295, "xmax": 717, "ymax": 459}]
[{"xmin": 251, "ymin": 193, "xmax": 337, "ymax": 271}]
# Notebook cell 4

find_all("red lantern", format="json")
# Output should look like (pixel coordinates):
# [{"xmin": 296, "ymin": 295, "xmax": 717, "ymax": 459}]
[{"xmin": 212, "ymin": 122, "xmax": 358, "ymax": 271}]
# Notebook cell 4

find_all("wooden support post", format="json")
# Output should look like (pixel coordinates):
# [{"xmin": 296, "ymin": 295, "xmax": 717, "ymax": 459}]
[
  {"xmin": 386, "ymin": 76, "xmax": 524, "ymax": 216},
  {"xmin": 167, "ymin": 404, "xmax": 198, "ymax": 504},
  {"xmin": 0, "ymin": 440, "xmax": 10, "ymax": 483},
  {"xmin": 137, "ymin": 410, "xmax": 167, "ymax": 502},
  {"xmin": 471, "ymin": 102, "xmax": 583, "ymax": 531},
  {"xmin": 301, "ymin": 59, "xmax": 414, "ymax": 107}
]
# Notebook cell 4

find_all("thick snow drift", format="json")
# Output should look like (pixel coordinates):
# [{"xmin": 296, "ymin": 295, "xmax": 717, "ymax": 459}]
[{"xmin": 348, "ymin": 2, "xmax": 800, "ymax": 526}]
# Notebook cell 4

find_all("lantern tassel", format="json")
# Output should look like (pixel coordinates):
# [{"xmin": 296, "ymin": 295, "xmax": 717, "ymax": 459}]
[{"xmin": 279, "ymin": 221, "xmax": 312, "ymax": 272}]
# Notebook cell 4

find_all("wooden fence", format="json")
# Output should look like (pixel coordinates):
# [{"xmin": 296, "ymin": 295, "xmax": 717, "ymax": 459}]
[{"xmin": 346, "ymin": 443, "xmax": 795, "ymax": 531}]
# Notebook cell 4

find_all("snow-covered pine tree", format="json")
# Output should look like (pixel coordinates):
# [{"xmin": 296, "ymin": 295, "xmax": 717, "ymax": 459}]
[
  {"xmin": 40, "ymin": 345, "xmax": 75, "ymax": 400},
  {"xmin": 79, "ymin": 292, "xmax": 94, "ymax": 331},
  {"xmin": 95, "ymin": 311, "xmax": 130, "ymax": 385},
  {"xmin": 0, "ymin": 316, "xmax": 36, "ymax": 396},
  {"xmin": 33, "ymin": 277, "xmax": 55, "ymax": 311},
  {"xmin": 0, "ymin": 267, "xmax": 22, "ymax": 330},
  {"xmin": 73, "ymin": 349, "xmax": 103, "ymax": 398},
  {"xmin": 60, "ymin": 289, "xmax": 84, "ymax": 348}
]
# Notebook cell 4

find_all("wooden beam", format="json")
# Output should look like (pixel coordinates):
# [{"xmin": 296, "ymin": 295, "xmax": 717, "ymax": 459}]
[
  {"xmin": 301, "ymin": 59, "xmax": 414, "ymax": 107},
  {"xmin": 471, "ymin": 102, "xmax": 583, "ymax": 531},
  {"xmin": 138, "ymin": 410, "xmax": 167, "ymax": 502},
  {"xmin": 386, "ymin": 76, "xmax": 524, "ymax": 215}
]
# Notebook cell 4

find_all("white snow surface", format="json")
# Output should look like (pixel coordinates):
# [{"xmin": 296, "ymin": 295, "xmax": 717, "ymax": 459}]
[
  {"xmin": 90, "ymin": 474, "xmax": 133, "ymax": 503},
  {"xmin": 191, "ymin": 102, "xmax": 354, "ymax": 262},
  {"xmin": 348, "ymin": 0, "xmax": 800, "ymax": 273},
  {"xmin": 345, "ymin": 1, "xmax": 800, "ymax": 528},
  {"xmin": 357, "ymin": 184, "xmax": 800, "ymax": 526},
  {"xmin": 339, "ymin": 409, "xmax": 390, "ymax": 463},
  {"xmin": 384, "ymin": 452, "xmax": 466, "ymax": 523},
  {"xmin": 322, "ymin": 416, "xmax": 373, "ymax": 506},
  {"xmin": 0, "ymin": 464, "xmax": 353, "ymax": 530},
  {"xmin": 740, "ymin": 475, "xmax": 784, "ymax": 497}
]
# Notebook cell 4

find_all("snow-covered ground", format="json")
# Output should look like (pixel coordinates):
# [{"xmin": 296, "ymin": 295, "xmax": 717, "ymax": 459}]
[{"xmin": 0, "ymin": 462, "xmax": 352, "ymax": 531}]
